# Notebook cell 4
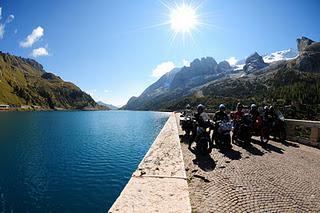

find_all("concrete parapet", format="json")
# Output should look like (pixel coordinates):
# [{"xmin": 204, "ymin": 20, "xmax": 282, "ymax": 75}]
[
  {"xmin": 108, "ymin": 113, "xmax": 191, "ymax": 213},
  {"xmin": 286, "ymin": 119, "xmax": 320, "ymax": 148}
]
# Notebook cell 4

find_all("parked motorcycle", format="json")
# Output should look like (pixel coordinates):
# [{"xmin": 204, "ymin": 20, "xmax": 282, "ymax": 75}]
[
  {"xmin": 214, "ymin": 120, "xmax": 233, "ymax": 149},
  {"xmin": 180, "ymin": 114, "xmax": 195, "ymax": 137},
  {"xmin": 232, "ymin": 113, "xmax": 252, "ymax": 145},
  {"xmin": 195, "ymin": 120, "xmax": 214, "ymax": 155},
  {"xmin": 269, "ymin": 111, "xmax": 287, "ymax": 142}
]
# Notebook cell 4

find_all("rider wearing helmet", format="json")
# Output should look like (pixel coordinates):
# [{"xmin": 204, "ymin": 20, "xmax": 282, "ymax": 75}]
[
  {"xmin": 214, "ymin": 104, "xmax": 229, "ymax": 122},
  {"xmin": 189, "ymin": 104, "xmax": 212, "ymax": 149},
  {"xmin": 195, "ymin": 104, "xmax": 210, "ymax": 128},
  {"xmin": 268, "ymin": 105, "xmax": 277, "ymax": 126},
  {"xmin": 182, "ymin": 104, "xmax": 193, "ymax": 117},
  {"xmin": 234, "ymin": 102, "xmax": 244, "ymax": 121},
  {"xmin": 250, "ymin": 103, "xmax": 262, "ymax": 130},
  {"xmin": 232, "ymin": 102, "xmax": 244, "ymax": 138},
  {"xmin": 249, "ymin": 104, "xmax": 259, "ymax": 119}
]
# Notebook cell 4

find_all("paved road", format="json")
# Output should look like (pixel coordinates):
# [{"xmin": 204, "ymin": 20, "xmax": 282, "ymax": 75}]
[{"xmin": 181, "ymin": 137, "xmax": 320, "ymax": 212}]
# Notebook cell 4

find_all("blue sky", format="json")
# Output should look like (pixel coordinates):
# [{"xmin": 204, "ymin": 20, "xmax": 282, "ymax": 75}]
[{"xmin": 0, "ymin": 0, "xmax": 319, "ymax": 106}]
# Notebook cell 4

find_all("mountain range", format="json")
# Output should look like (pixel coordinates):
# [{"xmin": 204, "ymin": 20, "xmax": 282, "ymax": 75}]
[
  {"xmin": 97, "ymin": 101, "xmax": 119, "ymax": 110},
  {"xmin": 123, "ymin": 36, "xmax": 320, "ymax": 120},
  {"xmin": 0, "ymin": 52, "xmax": 103, "ymax": 110}
]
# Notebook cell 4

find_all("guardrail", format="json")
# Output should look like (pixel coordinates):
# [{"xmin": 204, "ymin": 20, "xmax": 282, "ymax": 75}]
[{"xmin": 286, "ymin": 119, "xmax": 320, "ymax": 148}]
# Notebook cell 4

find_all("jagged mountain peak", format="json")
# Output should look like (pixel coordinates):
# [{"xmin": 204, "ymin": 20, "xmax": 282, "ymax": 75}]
[
  {"xmin": 297, "ymin": 36, "xmax": 315, "ymax": 52},
  {"xmin": 243, "ymin": 52, "xmax": 267, "ymax": 73}
]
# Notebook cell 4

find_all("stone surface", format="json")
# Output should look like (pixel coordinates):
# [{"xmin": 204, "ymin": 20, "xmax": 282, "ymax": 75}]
[
  {"xmin": 181, "ymin": 135, "xmax": 320, "ymax": 212},
  {"xmin": 109, "ymin": 177, "xmax": 190, "ymax": 213},
  {"xmin": 297, "ymin": 36, "xmax": 314, "ymax": 52},
  {"xmin": 108, "ymin": 114, "xmax": 191, "ymax": 213}
]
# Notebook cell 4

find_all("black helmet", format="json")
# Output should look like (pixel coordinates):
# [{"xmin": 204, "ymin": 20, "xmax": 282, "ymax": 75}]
[
  {"xmin": 236, "ymin": 102, "xmax": 243, "ymax": 110},
  {"xmin": 197, "ymin": 104, "xmax": 205, "ymax": 112},
  {"xmin": 186, "ymin": 104, "xmax": 191, "ymax": 109}
]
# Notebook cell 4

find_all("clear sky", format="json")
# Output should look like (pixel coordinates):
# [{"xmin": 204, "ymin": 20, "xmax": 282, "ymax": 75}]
[{"xmin": 0, "ymin": 0, "xmax": 319, "ymax": 106}]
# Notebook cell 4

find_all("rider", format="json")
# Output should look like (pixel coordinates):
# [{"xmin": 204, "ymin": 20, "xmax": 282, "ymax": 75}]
[
  {"xmin": 250, "ymin": 104, "xmax": 261, "ymax": 130},
  {"xmin": 182, "ymin": 104, "xmax": 192, "ymax": 116},
  {"xmin": 214, "ymin": 104, "xmax": 229, "ymax": 121},
  {"xmin": 189, "ymin": 104, "xmax": 213, "ymax": 150},
  {"xmin": 234, "ymin": 102, "xmax": 244, "ymax": 121},
  {"xmin": 195, "ymin": 104, "xmax": 210, "ymax": 126},
  {"xmin": 268, "ymin": 106, "xmax": 277, "ymax": 128},
  {"xmin": 249, "ymin": 104, "xmax": 259, "ymax": 119},
  {"xmin": 233, "ymin": 103, "xmax": 244, "ymax": 138}
]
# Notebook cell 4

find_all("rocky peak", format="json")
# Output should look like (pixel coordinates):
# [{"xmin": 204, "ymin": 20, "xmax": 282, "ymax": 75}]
[
  {"xmin": 23, "ymin": 58, "xmax": 45, "ymax": 73},
  {"xmin": 41, "ymin": 72, "xmax": 62, "ymax": 80},
  {"xmin": 297, "ymin": 36, "xmax": 314, "ymax": 52},
  {"xmin": 190, "ymin": 57, "xmax": 218, "ymax": 70},
  {"xmin": 217, "ymin": 61, "xmax": 232, "ymax": 73},
  {"xmin": 243, "ymin": 52, "xmax": 268, "ymax": 73}
]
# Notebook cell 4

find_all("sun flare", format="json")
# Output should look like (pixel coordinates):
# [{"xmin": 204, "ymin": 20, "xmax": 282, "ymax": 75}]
[{"xmin": 170, "ymin": 3, "xmax": 199, "ymax": 33}]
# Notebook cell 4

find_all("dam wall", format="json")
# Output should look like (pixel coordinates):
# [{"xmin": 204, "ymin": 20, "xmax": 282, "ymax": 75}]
[{"xmin": 108, "ymin": 113, "xmax": 191, "ymax": 213}]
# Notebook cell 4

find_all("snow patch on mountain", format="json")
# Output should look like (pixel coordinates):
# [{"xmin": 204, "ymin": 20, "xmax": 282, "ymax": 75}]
[{"xmin": 263, "ymin": 48, "xmax": 298, "ymax": 63}]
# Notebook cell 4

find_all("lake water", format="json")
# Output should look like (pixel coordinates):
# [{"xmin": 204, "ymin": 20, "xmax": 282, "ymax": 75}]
[{"xmin": 0, "ymin": 111, "xmax": 169, "ymax": 213}]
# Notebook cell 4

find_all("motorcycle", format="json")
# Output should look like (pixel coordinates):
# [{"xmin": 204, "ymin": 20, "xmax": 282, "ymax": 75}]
[
  {"xmin": 269, "ymin": 111, "xmax": 287, "ymax": 142},
  {"xmin": 194, "ymin": 120, "xmax": 214, "ymax": 155},
  {"xmin": 232, "ymin": 113, "xmax": 252, "ymax": 145},
  {"xmin": 180, "ymin": 113, "xmax": 195, "ymax": 137},
  {"xmin": 214, "ymin": 120, "xmax": 233, "ymax": 149}
]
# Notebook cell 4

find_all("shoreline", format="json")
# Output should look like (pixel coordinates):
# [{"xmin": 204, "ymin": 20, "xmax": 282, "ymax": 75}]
[{"xmin": 0, "ymin": 106, "xmax": 109, "ymax": 112}]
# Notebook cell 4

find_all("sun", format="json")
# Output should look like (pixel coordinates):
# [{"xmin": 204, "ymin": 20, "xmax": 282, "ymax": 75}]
[{"xmin": 170, "ymin": 3, "xmax": 199, "ymax": 33}]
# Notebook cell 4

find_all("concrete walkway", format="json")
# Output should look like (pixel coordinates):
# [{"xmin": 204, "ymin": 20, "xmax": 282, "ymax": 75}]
[{"xmin": 109, "ymin": 114, "xmax": 191, "ymax": 213}]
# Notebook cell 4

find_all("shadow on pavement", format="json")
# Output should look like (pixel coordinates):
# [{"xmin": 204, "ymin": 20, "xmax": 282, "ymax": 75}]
[
  {"xmin": 280, "ymin": 140, "xmax": 300, "ymax": 148},
  {"xmin": 219, "ymin": 148, "xmax": 242, "ymax": 160},
  {"xmin": 190, "ymin": 148, "xmax": 216, "ymax": 172},
  {"xmin": 252, "ymin": 139, "xmax": 284, "ymax": 154},
  {"xmin": 236, "ymin": 141, "xmax": 265, "ymax": 156},
  {"xmin": 180, "ymin": 134, "xmax": 192, "ymax": 145}
]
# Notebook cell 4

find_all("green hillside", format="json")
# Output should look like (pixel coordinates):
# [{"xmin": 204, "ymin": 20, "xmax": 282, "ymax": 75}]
[{"xmin": 0, "ymin": 52, "xmax": 99, "ymax": 110}]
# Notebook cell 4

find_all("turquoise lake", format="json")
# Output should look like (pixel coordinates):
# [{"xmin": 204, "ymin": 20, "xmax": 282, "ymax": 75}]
[{"xmin": 0, "ymin": 111, "xmax": 169, "ymax": 213}]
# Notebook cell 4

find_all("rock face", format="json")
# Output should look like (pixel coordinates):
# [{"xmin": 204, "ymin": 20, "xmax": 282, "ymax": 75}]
[
  {"xmin": 169, "ymin": 57, "xmax": 219, "ymax": 90},
  {"xmin": 123, "ymin": 57, "xmax": 226, "ymax": 110},
  {"xmin": 217, "ymin": 61, "xmax": 232, "ymax": 73},
  {"xmin": 297, "ymin": 36, "xmax": 315, "ymax": 52},
  {"xmin": 293, "ymin": 42, "xmax": 320, "ymax": 73},
  {"xmin": 243, "ymin": 52, "xmax": 268, "ymax": 73},
  {"xmin": 0, "ymin": 52, "xmax": 98, "ymax": 109}
]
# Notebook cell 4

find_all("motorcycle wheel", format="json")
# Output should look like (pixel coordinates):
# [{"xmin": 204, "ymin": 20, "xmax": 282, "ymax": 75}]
[
  {"xmin": 260, "ymin": 127, "xmax": 270, "ymax": 143},
  {"xmin": 198, "ymin": 138, "xmax": 209, "ymax": 155},
  {"xmin": 279, "ymin": 130, "xmax": 287, "ymax": 142},
  {"xmin": 260, "ymin": 134, "xmax": 269, "ymax": 143},
  {"xmin": 245, "ymin": 133, "xmax": 252, "ymax": 145}
]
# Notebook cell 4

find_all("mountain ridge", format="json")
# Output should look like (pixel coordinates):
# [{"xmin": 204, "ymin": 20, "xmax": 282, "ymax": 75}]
[
  {"xmin": 123, "ymin": 36, "xmax": 320, "ymax": 120},
  {"xmin": 0, "ymin": 52, "xmax": 104, "ymax": 110}
]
